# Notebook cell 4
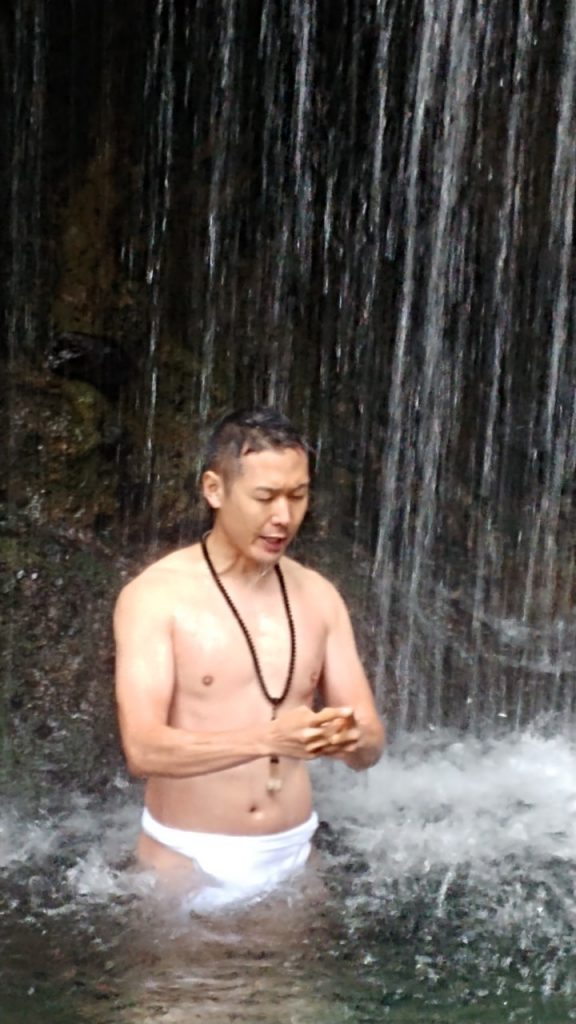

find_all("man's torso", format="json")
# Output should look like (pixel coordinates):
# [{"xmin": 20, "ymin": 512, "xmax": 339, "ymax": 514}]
[{"xmin": 140, "ymin": 544, "xmax": 329, "ymax": 843}]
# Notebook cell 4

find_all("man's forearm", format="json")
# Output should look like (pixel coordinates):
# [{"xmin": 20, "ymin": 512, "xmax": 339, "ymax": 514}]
[
  {"xmin": 120, "ymin": 704, "xmax": 350, "ymax": 778},
  {"xmin": 122, "ymin": 722, "xmax": 270, "ymax": 779}
]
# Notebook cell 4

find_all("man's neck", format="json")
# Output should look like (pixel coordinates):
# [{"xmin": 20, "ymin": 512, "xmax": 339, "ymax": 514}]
[{"xmin": 202, "ymin": 530, "xmax": 277, "ymax": 586}]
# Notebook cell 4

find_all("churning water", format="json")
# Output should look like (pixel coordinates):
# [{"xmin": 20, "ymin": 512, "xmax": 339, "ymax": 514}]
[{"xmin": 2, "ymin": 729, "xmax": 576, "ymax": 1023}]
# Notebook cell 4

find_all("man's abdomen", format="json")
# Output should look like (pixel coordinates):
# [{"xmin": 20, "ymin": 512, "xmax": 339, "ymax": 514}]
[{"xmin": 143, "ymin": 758, "xmax": 314, "ymax": 837}]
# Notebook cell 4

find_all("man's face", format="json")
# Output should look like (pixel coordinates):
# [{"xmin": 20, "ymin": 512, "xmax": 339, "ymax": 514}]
[{"xmin": 205, "ymin": 446, "xmax": 310, "ymax": 565}]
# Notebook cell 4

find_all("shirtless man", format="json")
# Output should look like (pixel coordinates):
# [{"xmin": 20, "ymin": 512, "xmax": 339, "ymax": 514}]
[{"xmin": 114, "ymin": 408, "xmax": 384, "ymax": 911}]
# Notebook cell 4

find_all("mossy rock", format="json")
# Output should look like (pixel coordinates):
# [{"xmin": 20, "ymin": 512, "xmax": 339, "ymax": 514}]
[{"xmin": 1, "ymin": 363, "xmax": 121, "ymax": 531}]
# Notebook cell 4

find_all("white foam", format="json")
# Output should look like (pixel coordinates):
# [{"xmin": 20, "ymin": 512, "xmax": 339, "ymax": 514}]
[
  {"xmin": 0, "ymin": 810, "xmax": 60, "ymax": 868},
  {"xmin": 312, "ymin": 730, "xmax": 576, "ymax": 882},
  {"xmin": 3, "ymin": 731, "xmax": 576, "ymax": 916}
]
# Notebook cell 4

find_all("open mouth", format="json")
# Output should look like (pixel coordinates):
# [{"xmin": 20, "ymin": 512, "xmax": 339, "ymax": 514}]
[{"xmin": 259, "ymin": 535, "xmax": 287, "ymax": 551}]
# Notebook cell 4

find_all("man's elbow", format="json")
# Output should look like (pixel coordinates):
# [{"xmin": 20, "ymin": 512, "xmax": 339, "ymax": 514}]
[
  {"xmin": 347, "ymin": 746, "xmax": 383, "ymax": 772},
  {"xmin": 121, "ymin": 734, "xmax": 152, "ymax": 778},
  {"xmin": 351, "ymin": 718, "xmax": 386, "ymax": 771}
]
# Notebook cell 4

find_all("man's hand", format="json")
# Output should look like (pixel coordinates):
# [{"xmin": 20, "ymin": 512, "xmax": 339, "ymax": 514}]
[
  {"xmin": 270, "ymin": 705, "xmax": 356, "ymax": 760},
  {"xmin": 319, "ymin": 707, "xmax": 383, "ymax": 769},
  {"xmin": 319, "ymin": 708, "xmax": 360, "ymax": 757}
]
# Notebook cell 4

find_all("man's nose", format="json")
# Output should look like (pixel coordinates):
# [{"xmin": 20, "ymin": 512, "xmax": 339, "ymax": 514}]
[{"xmin": 270, "ymin": 496, "xmax": 290, "ymax": 525}]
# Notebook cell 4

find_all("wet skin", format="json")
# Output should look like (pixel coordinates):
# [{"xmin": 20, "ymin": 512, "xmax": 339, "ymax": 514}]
[{"xmin": 114, "ymin": 447, "xmax": 385, "ymax": 875}]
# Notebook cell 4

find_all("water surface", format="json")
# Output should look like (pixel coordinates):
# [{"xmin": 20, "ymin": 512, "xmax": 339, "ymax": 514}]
[{"xmin": 2, "ymin": 729, "xmax": 576, "ymax": 1022}]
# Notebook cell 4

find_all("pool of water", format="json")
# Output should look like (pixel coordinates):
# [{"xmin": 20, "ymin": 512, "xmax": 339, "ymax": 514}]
[{"xmin": 2, "ymin": 729, "xmax": 576, "ymax": 1023}]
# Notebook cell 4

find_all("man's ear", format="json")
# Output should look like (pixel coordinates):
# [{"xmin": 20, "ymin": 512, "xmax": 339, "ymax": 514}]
[{"xmin": 202, "ymin": 470, "xmax": 224, "ymax": 509}]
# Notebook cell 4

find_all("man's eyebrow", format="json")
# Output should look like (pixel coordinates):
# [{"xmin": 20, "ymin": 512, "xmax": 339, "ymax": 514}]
[{"xmin": 253, "ymin": 483, "xmax": 310, "ymax": 494}]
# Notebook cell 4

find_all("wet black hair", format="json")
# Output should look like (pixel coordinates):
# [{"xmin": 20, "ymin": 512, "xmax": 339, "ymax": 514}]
[{"xmin": 202, "ymin": 407, "xmax": 311, "ymax": 482}]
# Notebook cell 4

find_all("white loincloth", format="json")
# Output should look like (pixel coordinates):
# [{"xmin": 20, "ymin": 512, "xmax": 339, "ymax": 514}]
[{"xmin": 141, "ymin": 807, "xmax": 318, "ymax": 913}]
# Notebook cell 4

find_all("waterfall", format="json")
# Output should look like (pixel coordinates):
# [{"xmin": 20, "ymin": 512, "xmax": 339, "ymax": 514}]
[{"xmin": 1, "ymin": 0, "xmax": 575, "ymax": 736}]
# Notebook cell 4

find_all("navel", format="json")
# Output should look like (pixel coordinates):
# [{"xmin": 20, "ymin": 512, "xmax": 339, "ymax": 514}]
[{"xmin": 202, "ymin": 674, "xmax": 214, "ymax": 687}]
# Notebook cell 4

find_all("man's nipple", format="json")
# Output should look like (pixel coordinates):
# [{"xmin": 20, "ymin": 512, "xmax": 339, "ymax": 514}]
[{"xmin": 202, "ymin": 674, "xmax": 214, "ymax": 686}]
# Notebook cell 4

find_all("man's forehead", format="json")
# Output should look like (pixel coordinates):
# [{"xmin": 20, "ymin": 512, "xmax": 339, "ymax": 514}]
[{"xmin": 237, "ymin": 446, "xmax": 309, "ymax": 480}]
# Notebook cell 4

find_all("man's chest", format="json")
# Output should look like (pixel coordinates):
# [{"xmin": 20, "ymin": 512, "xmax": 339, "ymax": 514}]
[{"xmin": 171, "ymin": 593, "xmax": 327, "ymax": 703}]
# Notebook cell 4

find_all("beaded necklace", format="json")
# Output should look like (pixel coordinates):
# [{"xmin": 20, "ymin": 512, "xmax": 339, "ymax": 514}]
[{"xmin": 201, "ymin": 535, "xmax": 296, "ymax": 793}]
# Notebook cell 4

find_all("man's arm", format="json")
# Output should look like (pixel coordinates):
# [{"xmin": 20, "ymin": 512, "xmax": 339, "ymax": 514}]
[
  {"xmin": 318, "ymin": 579, "xmax": 385, "ymax": 770},
  {"xmin": 114, "ymin": 575, "xmax": 348, "ymax": 778}
]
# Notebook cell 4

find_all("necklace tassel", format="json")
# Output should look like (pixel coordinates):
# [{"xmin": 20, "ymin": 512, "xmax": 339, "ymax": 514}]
[{"xmin": 267, "ymin": 754, "xmax": 282, "ymax": 794}]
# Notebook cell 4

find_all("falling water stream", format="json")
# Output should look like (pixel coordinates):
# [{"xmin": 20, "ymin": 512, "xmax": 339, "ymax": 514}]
[{"xmin": 2, "ymin": 0, "xmax": 576, "ymax": 1020}]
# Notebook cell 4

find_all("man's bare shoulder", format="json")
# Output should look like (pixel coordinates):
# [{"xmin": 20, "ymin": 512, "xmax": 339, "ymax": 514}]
[
  {"xmin": 115, "ymin": 543, "xmax": 204, "ymax": 614},
  {"xmin": 282, "ymin": 556, "xmax": 341, "ymax": 606}
]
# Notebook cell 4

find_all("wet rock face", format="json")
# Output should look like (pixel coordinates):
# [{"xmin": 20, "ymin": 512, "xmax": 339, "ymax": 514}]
[
  {"xmin": 0, "ymin": 363, "xmax": 121, "ymax": 532},
  {"xmin": 0, "ymin": 525, "xmax": 129, "ymax": 795},
  {"xmin": 0, "ymin": 344, "xmax": 207, "ymax": 549},
  {"xmin": 46, "ymin": 332, "xmax": 134, "ymax": 401}
]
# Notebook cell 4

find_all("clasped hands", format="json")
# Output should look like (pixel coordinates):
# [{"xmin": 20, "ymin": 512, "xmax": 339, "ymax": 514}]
[{"xmin": 271, "ymin": 704, "xmax": 360, "ymax": 760}]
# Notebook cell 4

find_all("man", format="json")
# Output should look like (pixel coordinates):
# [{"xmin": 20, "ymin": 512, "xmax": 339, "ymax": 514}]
[{"xmin": 114, "ymin": 408, "xmax": 384, "ymax": 911}]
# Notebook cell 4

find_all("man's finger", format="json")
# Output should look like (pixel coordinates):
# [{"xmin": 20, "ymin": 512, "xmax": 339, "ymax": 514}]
[
  {"xmin": 329, "ymin": 729, "xmax": 360, "ymax": 746},
  {"xmin": 315, "ymin": 705, "xmax": 353, "ymax": 724},
  {"xmin": 306, "ymin": 734, "xmax": 335, "ymax": 753},
  {"xmin": 303, "ymin": 725, "xmax": 333, "ymax": 745}
]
